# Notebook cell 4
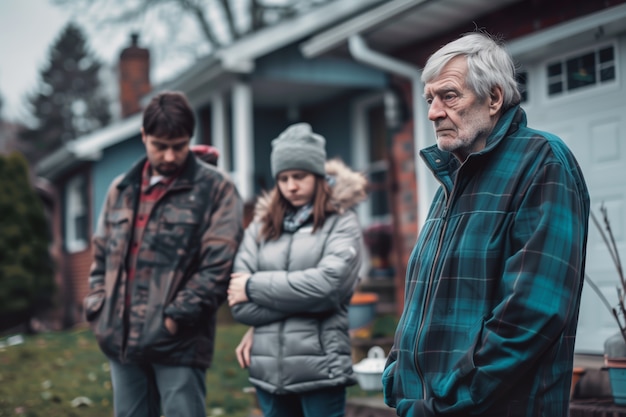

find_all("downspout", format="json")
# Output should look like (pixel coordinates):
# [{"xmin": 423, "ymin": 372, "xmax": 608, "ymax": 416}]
[
  {"xmin": 348, "ymin": 35, "xmax": 432, "ymax": 231},
  {"xmin": 348, "ymin": 34, "xmax": 433, "ymax": 316}
]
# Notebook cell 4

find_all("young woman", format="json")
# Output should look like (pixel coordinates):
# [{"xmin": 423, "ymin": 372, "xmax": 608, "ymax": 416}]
[{"xmin": 227, "ymin": 123, "xmax": 367, "ymax": 417}]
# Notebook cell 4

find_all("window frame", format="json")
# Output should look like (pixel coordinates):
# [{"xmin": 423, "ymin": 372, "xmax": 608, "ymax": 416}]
[
  {"xmin": 544, "ymin": 41, "xmax": 618, "ymax": 100},
  {"xmin": 65, "ymin": 174, "xmax": 89, "ymax": 253}
]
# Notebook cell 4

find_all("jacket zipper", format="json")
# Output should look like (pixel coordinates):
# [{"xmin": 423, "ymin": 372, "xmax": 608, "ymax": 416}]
[
  {"xmin": 414, "ymin": 175, "xmax": 456, "ymax": 399},
  {"xmin": 278, "ymin": 233, "xmax": 295, "ymax": 393}
]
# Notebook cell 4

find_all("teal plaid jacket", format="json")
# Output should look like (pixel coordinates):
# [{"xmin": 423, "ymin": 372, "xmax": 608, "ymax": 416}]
[{"xmin": 383, "ymin": 106, "xmax": 590, "ymax": 417}]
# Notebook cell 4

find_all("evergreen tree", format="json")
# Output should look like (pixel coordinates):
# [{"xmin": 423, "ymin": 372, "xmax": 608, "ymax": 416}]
[
  {"xmin": 19, "ymin": 22, "xmax": 111, "ymax": 162},
  {"xmin": 0, "ymin": 152, "xmax": 55, "ymax": 332}
]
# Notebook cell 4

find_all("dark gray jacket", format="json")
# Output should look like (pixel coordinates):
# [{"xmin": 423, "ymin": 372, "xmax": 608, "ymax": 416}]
[{"xmin": 231, "ymin": 159, "xmax": 367, "ymax": 394}]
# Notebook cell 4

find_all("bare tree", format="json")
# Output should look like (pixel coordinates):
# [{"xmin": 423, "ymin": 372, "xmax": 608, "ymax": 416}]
[{"xmin": 54, "ymin": 0, "xmax": 337, "ymax": 53}]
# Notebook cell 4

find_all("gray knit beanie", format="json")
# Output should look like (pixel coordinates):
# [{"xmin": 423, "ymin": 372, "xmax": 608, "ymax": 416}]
[{"xmin": 271, "ymin": 123, "xmax": 326, "ymax": 178}]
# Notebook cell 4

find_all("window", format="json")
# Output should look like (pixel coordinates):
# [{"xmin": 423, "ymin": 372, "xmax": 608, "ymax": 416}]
[
  {"xmin": 365, "ymin": 103, "xmax": 391, "ymax": 223},
  {"xmin": 65, "ymin": 175, "xmax": 88, "ymax": 252},
  {"xmin": 516, "ymin": 71, "xmax": 528, "ymax": 103},
  {"xmin": 546, "ymin": 44, "xmax": 616, "ymax": 97}
]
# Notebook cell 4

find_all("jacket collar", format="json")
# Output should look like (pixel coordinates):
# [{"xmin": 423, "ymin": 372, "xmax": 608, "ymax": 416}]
[
  {"xmin": 117, "ymin": 151, "xmax": 197, "ymax": 191},
  {"xmin": 419, "ymin": 105, "xmax": 524, "ymax": 175}
]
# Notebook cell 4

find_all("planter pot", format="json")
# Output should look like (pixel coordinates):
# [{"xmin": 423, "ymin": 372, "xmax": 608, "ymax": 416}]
[
  {"xmin": 348, "ymin": 292, "xmax": 379, "ymax": 339},
  {"xmin": 604, "ymin": 332, "xmax": 626, "ymax": 405},
  {"xmin": 571, "ymin": 367, "xmax": 586, "ymax": 399}
]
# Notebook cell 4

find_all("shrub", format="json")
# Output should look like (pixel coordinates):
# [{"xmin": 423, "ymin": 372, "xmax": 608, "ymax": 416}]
[{"xmin": 0, "ymin": 152, "xmax": 55, "ymax": 332}]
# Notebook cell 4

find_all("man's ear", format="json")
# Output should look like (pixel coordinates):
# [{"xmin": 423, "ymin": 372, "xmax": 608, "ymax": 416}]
[
  {"xmin": 140, "ymin": 127, "xmax": 147, "ymax": 144},
  {"xmin": 489, "ymin": 86, "xmax": 504, "ymax": 116}
]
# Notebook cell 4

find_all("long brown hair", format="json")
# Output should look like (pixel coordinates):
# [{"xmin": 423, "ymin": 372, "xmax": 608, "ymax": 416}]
[{"xmin": 260, "ymin": 175, "xmax": 335, "ymax": 241}]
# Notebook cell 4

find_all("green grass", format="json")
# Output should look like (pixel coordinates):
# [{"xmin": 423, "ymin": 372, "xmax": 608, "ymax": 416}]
[
  {"xmin": 0, "ymin": 322, "xmax": 256, "ymax": 417},
  {"xmin": 0, "ymin": 312, "xmax": 389, "ymax": 417}
]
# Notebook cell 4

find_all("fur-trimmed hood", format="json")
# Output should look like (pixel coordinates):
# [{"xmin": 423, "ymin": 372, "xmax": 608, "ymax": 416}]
[{"xmin": 254, "ymin": 158, "xmax": 367, "ymax": 221}]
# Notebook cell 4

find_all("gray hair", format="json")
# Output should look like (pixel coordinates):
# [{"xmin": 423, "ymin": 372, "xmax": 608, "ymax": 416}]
[{"xmin": 421, "ymin": 32, "xmax": 521, "ymax": 110}]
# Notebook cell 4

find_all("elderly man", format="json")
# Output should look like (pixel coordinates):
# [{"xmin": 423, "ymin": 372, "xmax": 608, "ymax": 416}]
[{"xmin": 383, "ymin": 32, "xmax": 590, "ymax": 417}]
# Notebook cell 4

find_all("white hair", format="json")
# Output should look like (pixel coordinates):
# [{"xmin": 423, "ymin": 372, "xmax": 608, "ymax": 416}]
[{"xmin": 421, "ymin": 32, "xmax": 521, "ymax": 110}]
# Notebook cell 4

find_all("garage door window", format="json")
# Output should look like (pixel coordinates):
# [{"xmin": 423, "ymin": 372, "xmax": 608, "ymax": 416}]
[{"xmin": 546, "ymin": 44, "xmax": 616, "ymax": 97}]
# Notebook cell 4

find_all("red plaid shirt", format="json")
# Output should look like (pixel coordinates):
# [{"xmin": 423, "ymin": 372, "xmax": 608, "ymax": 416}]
[{"xmin": 125, "ymin": 161, "xmax": 178, "ymax": 305}]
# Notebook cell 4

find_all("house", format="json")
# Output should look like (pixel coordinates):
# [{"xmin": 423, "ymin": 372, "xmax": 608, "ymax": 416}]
[
  {"xmin": 36, "ymin": 0, "xmax": 626, "ymax": 357},
  {"xmin": 300, "ymin": 0, "xmax": 626, "ymax": 354},
  {"xmin": 35, "ymin": 0, "xmax": 395, "ymax": 327}
]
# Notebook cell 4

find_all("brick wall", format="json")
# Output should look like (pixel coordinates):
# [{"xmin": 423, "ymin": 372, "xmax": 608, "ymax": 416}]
[
  {"xmin": 388, "ymin": 119, "xmax": 418, "ymax": 316},
  {"xmin": 67, "ymin": 249, "xmax": 93, "ymax": 324}
]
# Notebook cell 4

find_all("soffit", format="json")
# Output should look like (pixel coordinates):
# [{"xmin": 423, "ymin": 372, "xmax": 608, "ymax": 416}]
[{"xmin": 301, "ymin": 0, "xmax": 523, "ymax": 58}]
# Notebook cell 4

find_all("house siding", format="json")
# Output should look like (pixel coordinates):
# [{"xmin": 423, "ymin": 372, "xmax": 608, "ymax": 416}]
[
  {"xmin": 252, "ymin": 93, "xmax": 356, "ymax": 195},
  {"xmin": 91, "ymin": 134, "xmax": 144, "ymax": 231},
  {"xmin": 255, "ymin": 44, "xmax": 387, "ymax": 87}
]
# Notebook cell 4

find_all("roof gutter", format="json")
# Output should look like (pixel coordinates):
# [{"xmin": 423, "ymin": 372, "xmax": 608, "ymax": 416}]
[{"xmin": 347, "ymin": 34, "xmax": 433, "ymax": 229}]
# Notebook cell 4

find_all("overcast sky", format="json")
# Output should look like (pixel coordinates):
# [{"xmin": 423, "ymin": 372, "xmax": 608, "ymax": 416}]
[
  {"xmin": 0, "ymin": 0, "xmax": 197, "ymax": 123},
  {"xmin": 0, "ymin": 1, "xmax": 69, "ymax": 121},
  {"xmin": 0, "ymin": 0, "xmax": 300, "ymax": 123}
]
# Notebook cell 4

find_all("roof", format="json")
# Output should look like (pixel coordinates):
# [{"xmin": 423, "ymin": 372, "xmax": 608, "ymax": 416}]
[
  {"xmin": 36, "ymin": 113, "xmax": 141, "ymax": 179},
  {"xmin": 301, "ymin": 0, "xmax": 626, "ymax": 61},
  {"xmin": 167, "ymin": 0, "xmax": 386, "ymax": 94},
  {"xmin": 36, "ymin": 0, "xmax": 387, "ymax": 180},
  {"xmin": 301, "ymin": 0, "xmax": 522, "ymax": 58}
]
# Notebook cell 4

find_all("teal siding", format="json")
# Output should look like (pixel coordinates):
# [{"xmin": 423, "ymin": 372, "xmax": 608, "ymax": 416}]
[
  {"xmin": 304, "ymin": 93, "xmax": 353, "ymax": 164},
  {"xmin": 253, "ymin": 109, "xmax": 288, "ymax": 193},
  {"xmin": 251, "ymin": 92, "xmax": 356, "ymax": 197},
  {"xmin": 254, "ymin": 44, "xmax": 387, "ymax": 88},
  {"xmin": 91, "ymin": 135, "xmax": 144, "ymax": 231}
]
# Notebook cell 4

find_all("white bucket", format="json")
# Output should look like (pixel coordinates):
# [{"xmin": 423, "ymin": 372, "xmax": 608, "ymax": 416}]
[{"xmin": 352, "ymin": 346, "xmax": 386, "ymax": 391}]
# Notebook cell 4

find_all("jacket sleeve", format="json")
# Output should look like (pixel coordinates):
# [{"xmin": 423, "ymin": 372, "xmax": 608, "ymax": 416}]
[
  {"xmin": 244, "ymin": 210, "xmax": 363, "ymax": 314},
  {"xmin": 393, "ymin": 159, "xmax": 589, "ymax": 416},
  {"xmin": 230, "ymin": 221, "xmax": 292, "ymax": 326},
  {"xmin": 164, "ymin": 177, "xmax": 244, "ymax": 324},
  {"xmin": 83, "ymin": 179, "xmax": 120, "ymax": 322}
]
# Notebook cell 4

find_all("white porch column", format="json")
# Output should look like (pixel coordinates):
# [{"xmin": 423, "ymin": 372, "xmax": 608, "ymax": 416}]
[
  {"xmin": 211, "ymin": 92, "xmax": 229, "ymax": 171},
  {"xmin": 231, "ymin": 81, "xmax": 254, "ymax": 201}
]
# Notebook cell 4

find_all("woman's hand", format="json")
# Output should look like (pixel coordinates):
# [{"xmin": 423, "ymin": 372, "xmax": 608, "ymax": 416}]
[
  {"xmin": 235, "ymin": 327, "xmax": 254, "ymax": 368},
  {"xmin": 228, "ymin": 272, "xmax": 251, "ymax": 307}
]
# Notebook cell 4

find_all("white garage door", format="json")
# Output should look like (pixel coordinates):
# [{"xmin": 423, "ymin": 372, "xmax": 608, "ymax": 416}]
[{"xmin": 521, "ymin": 36, "xmax": 626, "ymax": 353}]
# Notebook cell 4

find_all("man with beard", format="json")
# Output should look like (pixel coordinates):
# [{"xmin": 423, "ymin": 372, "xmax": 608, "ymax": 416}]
[
  {"xmin": 382, "ymin": 32, "xmax": 590, "ymax": 417},
  {"xmin": 84, "ymin": 91, "xmax": 244, "ymax": 417}
]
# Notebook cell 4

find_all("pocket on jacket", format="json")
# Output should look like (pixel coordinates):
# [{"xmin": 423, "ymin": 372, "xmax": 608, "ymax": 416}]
[
  {"xmin": 84, "ymin": 290, "xmax": 105, "ymax": 322},
  {"xmin": 156, "ymin": 209, "xmax": 198, "ymax": 251},
  {"xmin": 283, "ymin": 318, "xmax": 324, "ymax": 356},
  {"xmin": 382, "ymin": 360, "xmax": 397, "ymax": 408}
]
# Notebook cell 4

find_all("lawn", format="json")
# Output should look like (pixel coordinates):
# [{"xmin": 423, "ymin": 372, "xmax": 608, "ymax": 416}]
[
  {"xmin": 0, "ymin": 311, "xmax": 392, "ymax": 417},
  {"xmin": 0, "ymin": 322, "xmax": 255, "ymax": 417}
]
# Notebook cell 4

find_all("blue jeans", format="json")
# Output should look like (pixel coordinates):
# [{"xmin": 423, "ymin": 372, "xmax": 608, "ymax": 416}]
[
  {"xmin": 109, "ymin": 359, "xmax": 206, "ymax": 417},
  {"xmin": 255, "ymin": 386, "xmax": 346, "ymax": 417}
]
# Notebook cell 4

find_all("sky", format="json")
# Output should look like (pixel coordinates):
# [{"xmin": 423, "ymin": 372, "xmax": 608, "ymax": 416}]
[
  {"xmin": 0, "ymin": 0, "xmax": 126, "ymax": 122},
  {"xmin": 0, "ymin": 1, "xmax": 66, "ymax": 121},
  {"xmin": 0, "ymin": 0, "xmax": 203, "ymax": 123},
  {"xmin": 0, "ymin": 0, "xmax": 300, "ymax": 123}
]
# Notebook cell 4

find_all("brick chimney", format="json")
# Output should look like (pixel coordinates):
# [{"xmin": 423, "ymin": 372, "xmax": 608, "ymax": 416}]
[{"xmin": 119, "ymin": 33, "xmax": 151, "ymax": 118}]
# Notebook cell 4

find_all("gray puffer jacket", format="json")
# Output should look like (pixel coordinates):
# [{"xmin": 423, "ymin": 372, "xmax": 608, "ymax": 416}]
[{"xmin": 231, "ymin": 159, "xmax": 367, "ymax": 394}]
